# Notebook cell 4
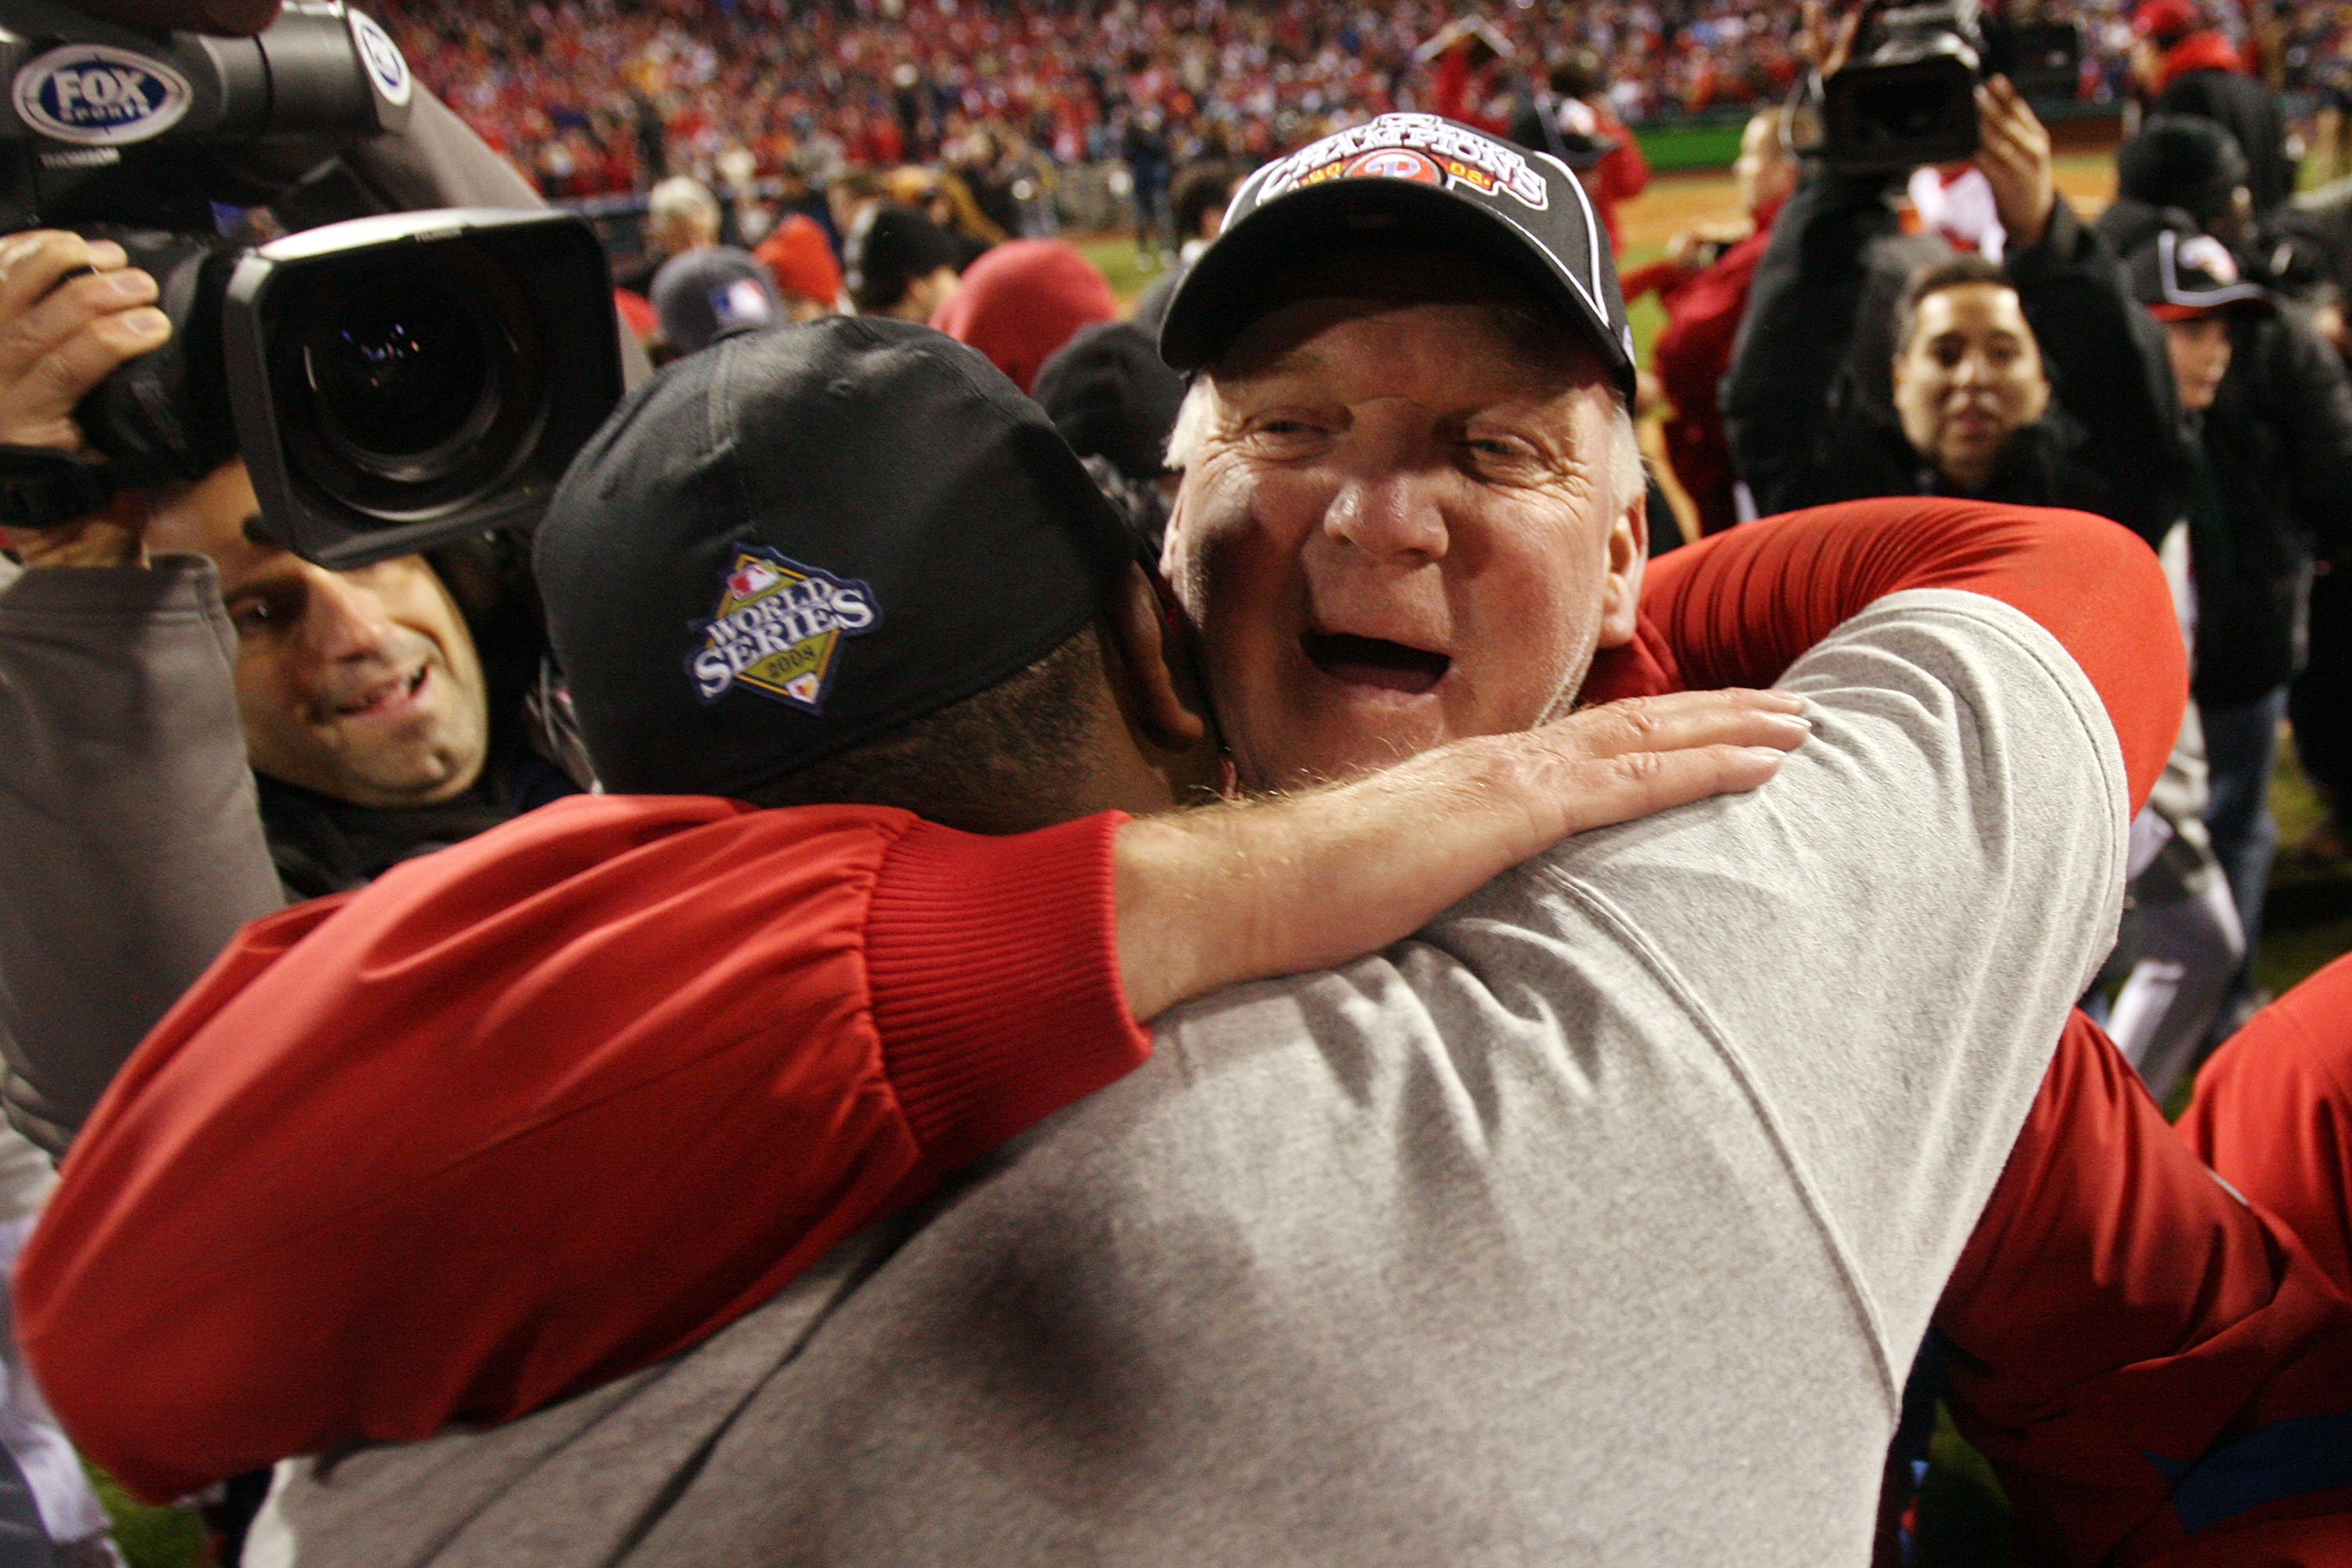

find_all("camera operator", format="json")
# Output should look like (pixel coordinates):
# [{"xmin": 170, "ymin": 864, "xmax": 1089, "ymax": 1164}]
[
  {"xmin": 0, "ymin": 13, "xmax": 641, "ymax": 1158},
  {"xmin": 0, "ymin": 226, "xmax": 587, "ymax": 1167},
  {"xmin": 1725, "ymin": 73, "xmax": 2190, "ymax": 544}
]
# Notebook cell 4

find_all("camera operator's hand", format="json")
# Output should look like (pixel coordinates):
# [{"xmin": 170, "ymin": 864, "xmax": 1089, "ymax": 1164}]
[
  {"xmin": 0, "ymin": 231, "xmax": 170, "ymax": 568},
  {"xmin": 1799, "ymin": 0, "xmax": 1862, "ymax": 80},
  {"xmin": 1976, "ymin": 75, "xmax": 2055, "ymax": 252}
]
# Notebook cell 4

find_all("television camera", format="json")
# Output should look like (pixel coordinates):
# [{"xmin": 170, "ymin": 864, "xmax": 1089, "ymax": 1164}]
[{"xmin": 0, "ymin": 0, "xmax": 622, "ymax": 568}]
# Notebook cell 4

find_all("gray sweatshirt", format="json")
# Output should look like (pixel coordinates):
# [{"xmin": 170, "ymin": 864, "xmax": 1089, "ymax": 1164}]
[{"xmin": 251, "ymin": 588, "xmax": 2126, "ymax": 1566}]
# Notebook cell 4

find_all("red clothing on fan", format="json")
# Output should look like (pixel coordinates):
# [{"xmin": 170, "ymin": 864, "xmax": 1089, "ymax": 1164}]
[
  {"xmin": 752, "ymin": 212, "xmax": 841, "ymax": 312},
  {"xmin": 26, "ymin": 500, "xmax": 2352, "ymax": 1559},
  {"xmin": 2182, "ymin": 953, "xmax": 2352, "ymax": 1292},
  {"xmin": 1585, "ymin": 106, "xmax": 1650, "ymax": 254},
  {"xmin": 1622, "ymin": 207, "xmax": 1778, "ymax": 536}
]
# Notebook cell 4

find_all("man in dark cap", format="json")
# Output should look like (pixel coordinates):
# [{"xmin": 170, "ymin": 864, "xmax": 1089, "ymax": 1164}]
[
  {"xmin": 840, "ymin": 203, "xmax": 964, "ymax": 321},
  {"xmin": 2101, "ymin": 121, "xmax": 2352, "ymax": 1047},
  {"xmin": 648, "ymin": 245, "xmax": 779, "ymax": 358}
]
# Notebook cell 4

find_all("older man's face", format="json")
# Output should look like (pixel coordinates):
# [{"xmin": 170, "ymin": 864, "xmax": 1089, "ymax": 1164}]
[{"xmin": 1163, "ymin": 294, "xmax": 1643, "ymax": 792}]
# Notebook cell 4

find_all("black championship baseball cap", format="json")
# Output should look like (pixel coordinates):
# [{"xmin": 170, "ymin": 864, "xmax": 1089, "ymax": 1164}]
[
  {"xmin": 534, "ymin": 316, "xmax": 1137, "ymax": 799},
  {"xmin": 1158, "ymin": 112, "xmax": 1636, "ymax": 398},
  {"xmin": 2128, "ymin": 227, "xmax": 2275, "ymax": 321}
]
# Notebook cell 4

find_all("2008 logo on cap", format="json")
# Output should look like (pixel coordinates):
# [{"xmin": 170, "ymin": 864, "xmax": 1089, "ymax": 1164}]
[{"xmin": 688, "ymin": 548, "xmax": 881, "ymax": 713}]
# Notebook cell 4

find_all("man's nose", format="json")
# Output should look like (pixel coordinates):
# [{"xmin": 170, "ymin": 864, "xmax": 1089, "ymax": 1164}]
[
  {"xmin": 299, "ymin": 568, "xmax": 399, "ymax": 664},
  {"xmin": 1320, "ymin": 461, "xmax": 1450, "ymax": 562}
]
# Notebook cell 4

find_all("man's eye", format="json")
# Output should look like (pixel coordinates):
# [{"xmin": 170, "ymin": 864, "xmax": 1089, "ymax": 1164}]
[{"xmin": 230, "ymin": 595, "xmax": 292, "ymax": 634}]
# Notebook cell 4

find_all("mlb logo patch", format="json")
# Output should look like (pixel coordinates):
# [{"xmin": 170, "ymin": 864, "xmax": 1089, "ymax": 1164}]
[
  {"xmin": 688, "ymin": 547, "xmax": 880, "ymax": 713},
  {"xmin": 711, "ymin": 277, "xmax": 775, "ymax": 334}
]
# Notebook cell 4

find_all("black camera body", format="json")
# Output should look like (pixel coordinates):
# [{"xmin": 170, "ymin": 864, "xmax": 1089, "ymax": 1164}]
[
  {"xmin": 1820, "ymin": 2, "xmax": 2085, "ymax": 179},
  {"xmin": 0, "ymin": 0, "xmax": 624, "ymax": 566},
  {"xmin": 225, "ymin": 209, "xmax": 621, "ymax": 571},
  {"xmin": 1821, "ymin": 0, "xmax": 1987, "ymax": 176}
]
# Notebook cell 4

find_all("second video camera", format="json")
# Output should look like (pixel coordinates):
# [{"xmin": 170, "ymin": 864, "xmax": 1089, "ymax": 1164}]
[{"xmin": 1820, "ymin": 0, "xmax": 2081, "ymax": 176}]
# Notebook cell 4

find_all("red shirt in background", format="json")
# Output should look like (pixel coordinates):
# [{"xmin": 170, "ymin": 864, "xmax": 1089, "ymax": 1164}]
[{"xmin": 1621, "ymin": 199, "xmax": 1781, "ymax": 537}]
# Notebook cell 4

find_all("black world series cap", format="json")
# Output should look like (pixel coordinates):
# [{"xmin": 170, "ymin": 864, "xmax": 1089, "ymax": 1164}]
[
  {"xmin": 1158, "ymin": 111, "xmax": 1637, "ymax": 398},
  {"xmin": 533, "ymin": 316, "xmax": 1136, "ymax": 799},
  {"xmin": 2128, "ymin": 227, "xmax": 2275, "ymax": 321}
]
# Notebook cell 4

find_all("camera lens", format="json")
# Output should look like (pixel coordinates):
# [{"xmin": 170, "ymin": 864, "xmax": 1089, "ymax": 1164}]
[
  {"xmin": 308, "ymin": 285, "xmax": 490, "ymax": 466},
  {"xmin": 269, "ymin": 238, "xmax": 551, "ymax": 523}
]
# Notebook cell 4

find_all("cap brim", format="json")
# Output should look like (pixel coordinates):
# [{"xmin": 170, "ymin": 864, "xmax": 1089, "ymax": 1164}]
[
  {"xmin": 2150, "ymin": 288, "xmax": 2274, "ymax": 319},
  {"xmin": 1157, "ymin": 174, "xmax": 1633, "ymax": 397}
]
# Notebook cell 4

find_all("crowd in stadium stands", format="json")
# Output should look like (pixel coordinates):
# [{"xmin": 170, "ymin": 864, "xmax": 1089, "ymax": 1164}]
[{"xmin": 375, "ymin": 0, "xmax": 2259, "ymax": 203}]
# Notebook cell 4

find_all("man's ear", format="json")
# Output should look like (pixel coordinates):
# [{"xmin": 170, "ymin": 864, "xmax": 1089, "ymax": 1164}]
[
  {"xmin": 1101, "ymin": 560, "xmax": 1212, "ymax": 754},
  {"xmin": 1595, "ymin": 481, "xmax": 1647, "ymax": 650}
]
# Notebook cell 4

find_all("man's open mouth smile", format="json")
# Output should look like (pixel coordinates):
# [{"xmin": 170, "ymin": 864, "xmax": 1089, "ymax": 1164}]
[
  {"xmin": 1301, "ymin": 631, "xmax": 1451, "ymax": 695},
  {"xmin": 329, "ymin": 666, "xmax": 431, "ymax": 722}
]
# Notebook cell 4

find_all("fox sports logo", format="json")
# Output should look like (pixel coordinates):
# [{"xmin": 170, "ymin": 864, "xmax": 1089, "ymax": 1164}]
[{"xmin": 13, "ymin": 45, "xmax": 192, "ymax": 146}]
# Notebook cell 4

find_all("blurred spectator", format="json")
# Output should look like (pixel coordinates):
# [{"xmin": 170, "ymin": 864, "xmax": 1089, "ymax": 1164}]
[
  {"xmin": 886, "ymin": 165, "xmax": 1004, "ymax": 262},
  {"xmin": 929, "ymin": 239, "xmax": 1118, "ymax": 395},
  {"xmin": 1621, "ymin": 105, "xmax": 1795, "ymax": 535},
  {"xmin": 652, "ymin": 246, "xmax": 782, "ymax": 358},
  {"xmin": 1168, "ymin": 159, "xmax": 1242, "ymax": 268},
  {"xmin": 2131, "ymin": 0, "xmax": 2293, "ymax": 216},
  {"xmin": 753, "ymin": 212, "xmax": 844, "ymax": 321},
  {"xmin": 1131, "ymin": 158, "xmax": 1243, "ymax": 335},
  {"xmin": 2114, "ymin": 113, "xmax": 2259, "ymax": 253},
  {"xmin": 646, "ymin": 174, "xmax": 723, "ymax": 263},
  {"xmin": 826, "ymin": 169, "xmax": 890, "ymax": 249},
  {"xmin": 2101, "ymin": 119, "xmax": 2352, "ymax": 1047},
  {"xmin": 843, "ymin": 205, "xmax": 964, "ymax": 321},
  {"xmin": 2096, "ymin": 225, "xmax": 2274, "ymax": 1098},
  {"xmin": 1726, "ymin": 82, "xmax": 2190, "ymax": 543},
  {"xmin": 1513, "ymin": 51, "xmax": 1651, "ymax": 252},
  {"xmin": 1033, "ymin": 320, "xmax": 1189, "ymax": 548},
  {"xmin": 1123, "ymin": 106, "xmax": 1175, "ymax": 266}
]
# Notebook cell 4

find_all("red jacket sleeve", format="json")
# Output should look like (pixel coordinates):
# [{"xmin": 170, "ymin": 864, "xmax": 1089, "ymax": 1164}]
[
  {"xmin": 1589, "ymin": 499, "xmax": 2350, "ymax": 1558},
  {"xmin": 17, "ymin": 794, "xmax": 1149, "ymax": 1504},
  {"xmin": 2181, "ymin": 952, "xmax": 2352, "ymax": 1297},
  {"xmin": 1936, "ymin": 1013, "xmax": 2352, "ymax": 1565},
  {"xmin": 1592, "ymin": 497, "xmax": 2185, "ymax": 811}
]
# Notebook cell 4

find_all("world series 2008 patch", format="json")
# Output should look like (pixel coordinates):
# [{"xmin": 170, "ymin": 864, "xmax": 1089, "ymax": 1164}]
[{"xmin": 688, "ymin": 547, "xmax": 880, "ymax": 713}]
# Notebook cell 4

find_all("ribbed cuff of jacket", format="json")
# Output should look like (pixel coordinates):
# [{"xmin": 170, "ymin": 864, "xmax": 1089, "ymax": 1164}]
[{"xmin": 866, "ymin": 811, "xmax": 1152, "ymax": 1171}]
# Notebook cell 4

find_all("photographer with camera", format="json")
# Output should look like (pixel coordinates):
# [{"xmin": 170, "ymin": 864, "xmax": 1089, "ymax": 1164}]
[
  {"xmin": 1726, "ymin": 16, "xmax": 2191, "ymax": 545},
  {"xmin": 0, "ymin": 2, "xmax": 634, "ymax": 1163}
]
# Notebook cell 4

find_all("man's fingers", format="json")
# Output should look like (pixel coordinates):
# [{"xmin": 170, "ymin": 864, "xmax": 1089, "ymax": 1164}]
[
  {"xmin": 0, "ymin": 232, "xmax": 128, "ymax": 332},
  {"xmin": 0, "ymin": 266, "xmax": 161, "ymax": 386},
  {"xmin": 1544, "ymin": 689, "xmax": 1809, "ymax": 763},
  {"xmin": 1555, "ymin": 743, "xmax": 1791, "ymax": 837}
]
